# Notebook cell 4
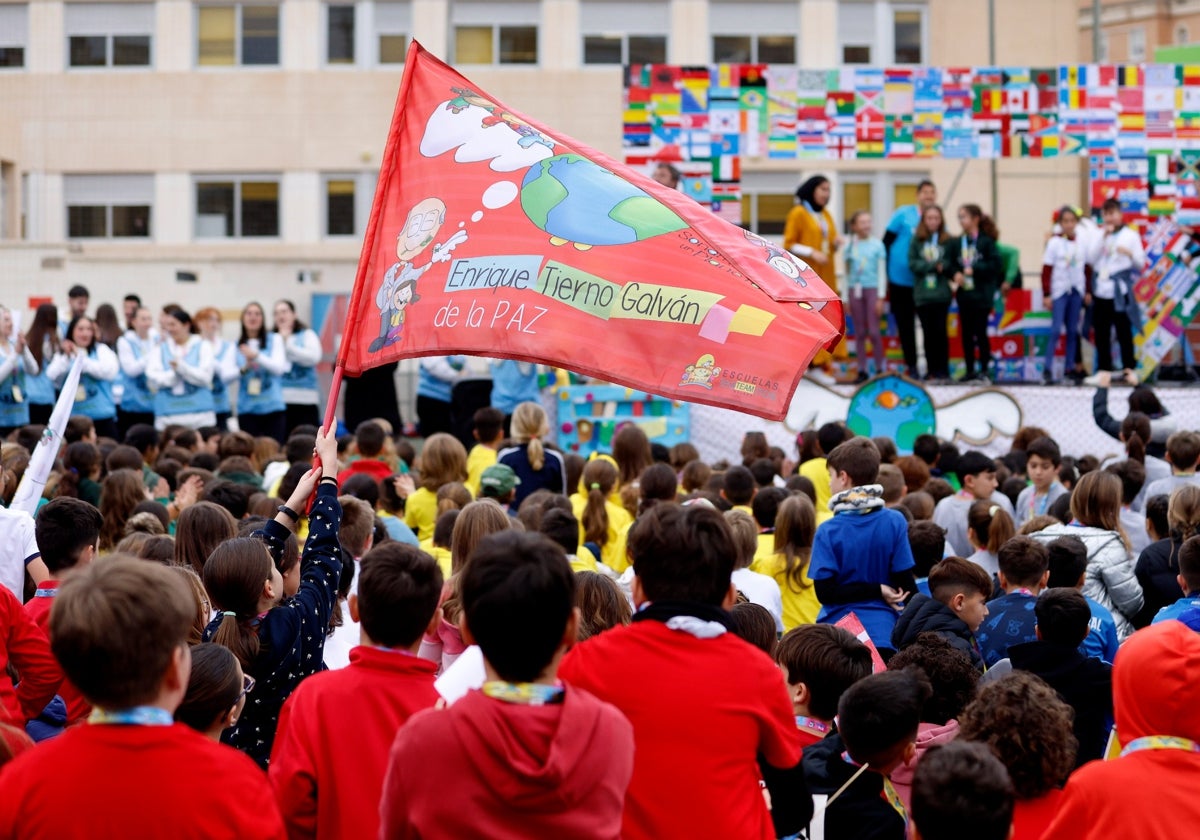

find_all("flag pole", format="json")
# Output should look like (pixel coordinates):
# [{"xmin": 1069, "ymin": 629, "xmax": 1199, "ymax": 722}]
[{"xmin": 321, "ymin": 363, "xmax": 344, "ymax": 435}]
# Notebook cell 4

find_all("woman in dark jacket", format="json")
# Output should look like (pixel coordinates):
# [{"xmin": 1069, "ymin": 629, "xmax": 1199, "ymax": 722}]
[
  {"xmin": 908, "ymin": 204, "xmax": 954, "ymax": 383},
  {"xmin": 1093, "ymin": 372, "xmax": 1175, "ymax": 461},
  {"xmin": 946, "ymin": 204, "xmax": 1001, "ymax": 383}
]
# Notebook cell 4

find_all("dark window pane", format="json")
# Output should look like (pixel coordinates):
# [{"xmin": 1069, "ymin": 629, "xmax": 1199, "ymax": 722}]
[
  {"xmin": 757, "ymin": 35, "xmax": 795, "ymax": 64},
  {"xmin": 628, "ymin": 35, "xmax": 666, "ymax": 65},
  {"xmin": 712, "ymin": 35, "xmax": 751, "ymax": 63},
  {"xmin": 894, "ymin": 11, "xmax": 922, "ymax": 64},
  {"xmin": 583, "ymin": 35, "xmax": 621, "ymax": 65},
  {"xmin": 379, "ymin": 33, "xmax": 407, "ymax": 63},
  {"xmin": 241, "ymin": 180, "xmax": 279, "ymax": 237},
  {"xmin": 326, "ymin": 180, "xmax": 355, "ymax": 235},
  {"xmin": 196, "ymin": 182, "xmax": 235, "ymax": 237},
  {"xmin": 498, "ymin": 26, "xmax": 536, "ymax": 64},
  {"xmin": 113, "ymin": 35, "xmax": 151, "ymax": 65},
  {"xmin": 0, "ymin": 48, "xmax": 24, "ymax": 67},
  {"xmin": 112, "ymin": 205, "xmax": 151, "ymax": 237},
  {"xmin": 68, "ymin": 206, "xmax": 107, "ymax": 237},
  {"xmin": 327, "ymin": 5, "xmax": 354, "ymax": 63},
  {"xmin": 69, "ymin": 35, "xmax": 107, "ymax": 67},
  {"xmin": 242, "ymin": 5, "xmax": 279, "ymax": 65},
  {"xmin": 842, "ymin": 45, "xmax": 871, "ymax": 64}
]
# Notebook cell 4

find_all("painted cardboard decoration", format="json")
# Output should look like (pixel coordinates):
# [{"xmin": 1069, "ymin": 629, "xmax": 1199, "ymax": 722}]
[
  {"xmin": 337, "ymin": 42, "xmax": 845, "ymax": 422},
  {"xmin": 785, "ymin": 374, "xmax": 1023, "ymax": 454}
]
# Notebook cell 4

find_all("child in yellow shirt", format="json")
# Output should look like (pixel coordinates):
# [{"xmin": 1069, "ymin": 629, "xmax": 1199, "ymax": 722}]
[
  {"xmin": 753, "ymin": 494, "xmax": 821, "ymax": 630},
  {"xmin": 572, "ymin": 459, "xmax": 633, "ymax": 574},
  {"xmin": 465, "ymin": 407, "xmax": 504, "ymax": 498}
]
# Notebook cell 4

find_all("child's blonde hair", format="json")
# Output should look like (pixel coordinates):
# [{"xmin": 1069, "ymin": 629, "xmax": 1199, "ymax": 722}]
[
  {"xmin": 436, "ymin": 481, "xmax": 472, "ymax": 515},
  {"xmin": 510, "ymin": 402, "xmax": 549, "ymax": 471},
  {"xmin": 723, "ymin": 509, "xmax": 759, "ymax": 570},
  {"xmin": 417, "ymin": 433, "xmax": 468, "ymax": 492}
]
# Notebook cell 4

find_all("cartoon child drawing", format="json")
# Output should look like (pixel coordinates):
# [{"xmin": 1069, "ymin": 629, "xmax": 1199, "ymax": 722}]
[
  {"xmin": 369, "ymin": 197, "xmax": 468, "ymax": 353},
  {"xmin": 681, "ymin": 354, "xmax": 721, "ymax": 389}
]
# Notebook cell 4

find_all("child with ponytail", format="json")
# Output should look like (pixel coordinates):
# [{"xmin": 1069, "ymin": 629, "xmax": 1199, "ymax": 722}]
[
  {"xmin": 498, "ymin": 401, "xmax": 566, "ymax": 506},
  {"xmin": 572, "ymin": 458, "xmax": 632, "ymax": 574},
  {"xmin": 202, "ymin": 426, "xmax": 342, "ymax": 769},
  {"xmin": 965, "ymin": 500, "xmax": 1015, "ymax": 580},
  {"xmin": 754, "ymin": 494, "xmax": 819, "ymax": 630}
]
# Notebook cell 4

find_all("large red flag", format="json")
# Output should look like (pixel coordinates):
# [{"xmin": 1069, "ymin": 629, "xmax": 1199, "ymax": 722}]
[{"xmin": 340, "ymin": 42, "xmax": 843, "ymax": 421}]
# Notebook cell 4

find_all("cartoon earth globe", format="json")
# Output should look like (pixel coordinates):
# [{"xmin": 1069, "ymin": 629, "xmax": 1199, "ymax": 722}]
[
  {"xmin": 846, "ymin": 375, "xmax": 936, "ymax": 454},
  {"xmin": 521, "ymin": 154, "xmax": 688, "ymax": 249}
]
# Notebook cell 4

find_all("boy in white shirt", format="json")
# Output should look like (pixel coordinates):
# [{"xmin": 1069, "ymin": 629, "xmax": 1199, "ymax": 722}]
[{"xmin": 1089, "ymin": 198, "xmax": 1146, "ymax": 375}]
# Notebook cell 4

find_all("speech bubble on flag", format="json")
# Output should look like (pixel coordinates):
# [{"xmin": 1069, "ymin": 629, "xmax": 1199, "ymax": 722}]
[{"xmin": 420, "ymin": 102, "xmax": 556, "ymax": 173}]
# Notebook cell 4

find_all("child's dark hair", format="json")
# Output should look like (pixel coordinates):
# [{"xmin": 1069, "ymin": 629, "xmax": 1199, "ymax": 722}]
[
  {"xmin": 1167, "ymin": 430, "xmax": 1200, "ymax": 472},
  {"xmin": 637, "ymin": 463, "xmax": 678, "ymax": 516},
  {"xmin": 472, "ymin": 406, "xmax": 504, "ymax": 443},
  {"xmin": 775, "ymin": 624, "xmax": 872, "ymax": 720},
  {"xmin": 175, "ymin": 643, "xmax": 243, "ymax": 733},
  {"xmin": 955, "ymin": 451, "xmax": 995, "ymax": 486},
  {"xmin": 461, "ymin": 530, "xmax": 575, "ymax": 682},
  {"xmin": 910, "ymin": 742, "xmax": 1014, "ymax": 840},
  {"xmin": 1105, "ymin": 460, "xmax": 1145, "ymax": 507},
  {"xmin": 752, "ymin": 486, "xmax": 788, "ymax": 529},
  {"xmin": 748, "ymin": 458, "xmax": 777, "ymax": 488},
  {"xmin": 997, "ymin": 534, "xmax": 1049, "ymax": 588},
  {"xmin": 826, "ymin": 437, "xmax": 881, "ymax": 487},
  {"xmin": 58, "ymin": 441, "xmax": 100, "ymax": 500},
  {"xmin": 1121, "ymin": 412, "xmax": 1150, "ymax": 464},
  {"xmin": 1146, "ymin": 493, "xmax": 1171, "ymax": 542},
  {"xmin": 175, "ymin": 501, "xmax": 238, "ymax": 576},
  {"xmin": 929, "ymin": 556, "xmax": 994, "ymax": 604},
  {"xmin": 1025, "ymin": 436, "xmax": 1061, "ymax": 467},
  {"xmin": 432, "ymin": 509, "xmax": 459, "ymax": 549},
  {"xmin": 203, "ymin": 479, "xmax": 252, "ymax": 520},
  {"xmin": 65, "ymin": 415, "xmax": 95, "ymax": 445},
  {"xmin": 203, "ymin": 538, "xmax": 275, "ymax": 669},
  {"xmin": 888, "ymin": 633, "xmax": 979, "ymax": 724},
  {"xmin": 908, "ymin": 520, "xmax": 946, "ymax": 578},
  {"xmin": 1035, "ymin": 587, "xmax": 1091, "ymax": 646},
  {"xmin": 958, "ymin": 671, "xmax": 1077, "ymax": 800},
  {"xmin": 784, "ymin": 474, "xmax": 817, "ymax": 504},
  {"xmin": 358, "ymin": 542, "xmax": 443, "ymax": 648},
  {"xmin": 575, "ymin": 571, "xmax": 631, "ymax": 641},
  {"xmin": 877, "ymin": 464, "xmax": 905, "ymax": 504},
  {"xmin": 872, "ymin": 436, "xmax": 898, "ymax": 464},
  {"xmin": 838, "ymin": 669, "xmax": 932, "ymax": 768},
  {"xmin": 353, "ymin": 421, "xmax": 387, "ymax": 458},
  {"xmin": 1101, "ymin": 197, "xmax": 1122, "ymax": 214},
  {"xmin": 722, "ymin": 465, "xmax": 756, "ymax": 505},
  {"xmin": 730, "ymin": 602, "xmax": 777, "ymax": 657},
  {"xmin": 912, "ymin": 434, "xmax": 940, "ymax": 466},
  {"xmin": 680, "ymin": 460, "xmax": 712, "ymax": 494},
  {"xmin": 341, "ymin": 473, "xmax": 381, "ymax": 509},
  {"xmin": 35, "ymin": 497, "xmax": 102, "ymax": 573},
  {"xmin": 539, "ymin": 507, "xmax": 580, "ymax": 555},
  {"xmin": 817, "ymin": 422, "xmax": 847, "ymax": 456},
  {"xmin": 51, "ymin": 559, "xmax": 195, "ymax": 709},
  {"xmin": 628, "ymin": 503, "xmax": 735, "ymax": 605},
  {"xmin": 1045, "ymin": 535, "xmax": 1088, "ymax": 588},
  {"xmin": 899, "ymin": 490, "xmax": 935, "ymax": 521},
  {"xmin": 1179, "ymin": 535, "xmax": 1200, "ymax": 593}
]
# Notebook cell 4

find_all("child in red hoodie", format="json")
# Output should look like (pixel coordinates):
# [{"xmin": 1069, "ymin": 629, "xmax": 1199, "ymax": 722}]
[
  {"xmin": 270, "ymin": 542, "xmax": 442, "ymax": 839},
  {"xmin": 1045, "ymin": 619, "xmax": 1200, "ymax": 839},
  {"xmin": 379, "ymin": 530, "xmax": 634, "ymax": 839},
  {"xmin": 26, "ymin": 497, "xmax": 101, "ymax": 725},
  {"xmin": 0, "ymin": 559, "xmax": 284, "ymax": 839},
  {"xmin": 559, "ymin": 504, "xmax": 806, "ymax": 840}
]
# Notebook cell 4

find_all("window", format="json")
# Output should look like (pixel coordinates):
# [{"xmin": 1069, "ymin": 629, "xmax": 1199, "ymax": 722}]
[
  {"xmin": 375, "ymin": 0, "xmax": 411, "ymax": 64},
  {"xmin": 1128, "ymin": 26, "xmax": 1146, "ymax": 62},
  {"xmin": 326, "ymin": 3, "xmax": 354, "ymax": 64},
  {"xmin": 710, "ymin": 1, "xmax": 797, "ymax": 63},
  {"xmin": 194, "ymin": 176, "xmax": 279, "ymax": 238},
  {"xmin": 322, "ymin": 172, "xmax": 375, "ymax": 236},
  {"xmin": 1177, "ymin": 24, "xmax": 1190, "ymax": 45},
  {"xmin": 197, "ymin": 4, "xmax": 279, "ymax": 66},
  {"xmin": 1097, "ymin": 31, "xmax": 1109, "ymax": 62},
  {"xmin": 838, "ymin": 1, "xmax": 873, "ymax": 64},
  {"xmin": 453, "ymin": 1, "xmax": 538, "ymax": 64},
  {"xmin": 0, "ymin": 4, "xmax": 28, "ymax": 68},
  {"xmin": 580, "ymin": 1, "xmax": 667, "ymax": 65},
  {"xmin": 892, "ymin": 8, "xmax": 923, "ymax": 64},
  {"xmin": 66, "ymin": 3, "xmax": 154, "ymax": 68},
  {"xmin": 64, "ymin": 175, "xmax": 153, "ymax": 239}
]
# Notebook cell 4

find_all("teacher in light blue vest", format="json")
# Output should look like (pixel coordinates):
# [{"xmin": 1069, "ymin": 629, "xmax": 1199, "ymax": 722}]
[
  {"xmin": 273, "ymin": 300, "xmax": 322, "ymax": 436},
  {"xmin": 46, "ymin": 315, "xmax": 120, "ymax": 440},
  {"xmin": 116, "ymin": 306, "xmax": 158, "ymax": 440},
  {"xmin": 147, "ymin": 306, "xmax": 215, "ymax": 431},
  {"xmin": 236, "ymin": 301, "xmax": 290, "ymax": 444}
]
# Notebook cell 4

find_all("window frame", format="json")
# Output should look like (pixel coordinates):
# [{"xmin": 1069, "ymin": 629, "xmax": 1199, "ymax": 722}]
[
  {"xmin": 1127, "ymin": 26, "xmax": 1146, "ymax": 63},
  {"xmin": 581, "ymin": 32, "xmax": 667, "ymax": 66},
  {"xmin": 193, "ymin": 174, "xmax": 282, "ymax": 239},
  {"xmin": 195, "ymin": 3, "xmax": 281, "ymax": 68},
  {"xmin": 450, "ymin": 2, "xmax": 540, "ymax": 66},
  {"xmin": 890, "ymin": 3, "xmax": 927, "ymax": 66},
  {"xmin": 711, "ymin": 33, "xmax": 795, "ymax": 64},
  {"xmin": 0, "ymin": 3, "xmax": 29, "ymax": 69},
  {"xmin": 453, "ymin": 23, "xmax": 539, "ymax": 65},
  {"xmin": 320, "ymin": 171, "xmax": 376, "ymax": 239},
  {"xmin": 374, "ymin": 0, "xmax": 411, "ymax": 66},
  {"xmin": 323, "ymin": 1, "xmax": 356, "ymax": 66},
  {"xmin": 63, "ymin": 173, "xmax": 155, "ymax": 240}
]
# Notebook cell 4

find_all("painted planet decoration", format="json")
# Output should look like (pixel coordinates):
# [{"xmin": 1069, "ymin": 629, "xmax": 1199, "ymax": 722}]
[
  {"xmin": 520, "ymin": 154, "xmax": 688, "ymax": 248},
  {"xmin": 846, "ymin": 375, "xmax": 936, "ymax": 452}
]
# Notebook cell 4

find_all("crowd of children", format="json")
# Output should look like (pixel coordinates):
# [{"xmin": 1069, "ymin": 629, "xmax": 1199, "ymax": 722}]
[{"xmin": 1, "ymin": 390, "xmax": 1200, "ymax": 839}]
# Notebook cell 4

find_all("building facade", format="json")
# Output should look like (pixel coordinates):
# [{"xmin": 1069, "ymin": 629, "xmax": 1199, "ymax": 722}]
[
  {"xmin": 1, "ymin": 0, "xmax": 1080, "ymax": 337},
  {"xmin": 1078, "ymin": 0, "xmax": 1200, "ymax": 63}
]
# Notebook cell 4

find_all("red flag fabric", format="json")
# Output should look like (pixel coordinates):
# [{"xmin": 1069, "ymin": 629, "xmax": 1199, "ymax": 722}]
[{"xmin": 341, "ymin": 42, "xmax": 843, "ymax": 420}]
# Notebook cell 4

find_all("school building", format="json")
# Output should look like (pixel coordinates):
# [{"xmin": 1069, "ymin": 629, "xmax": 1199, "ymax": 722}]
[{"xmin": 0, "ymin": 0, "xmax": 1081, "ymax": 329}]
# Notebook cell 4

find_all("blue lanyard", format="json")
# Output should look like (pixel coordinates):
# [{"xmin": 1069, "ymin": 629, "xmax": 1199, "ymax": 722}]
[
  {"xmin": 89, "ymin": 705, "xmax": 175, "ymax": 726},
  {"xmin": 33, "ymin": 587, "xmax": 58, "ymax": 598}
]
